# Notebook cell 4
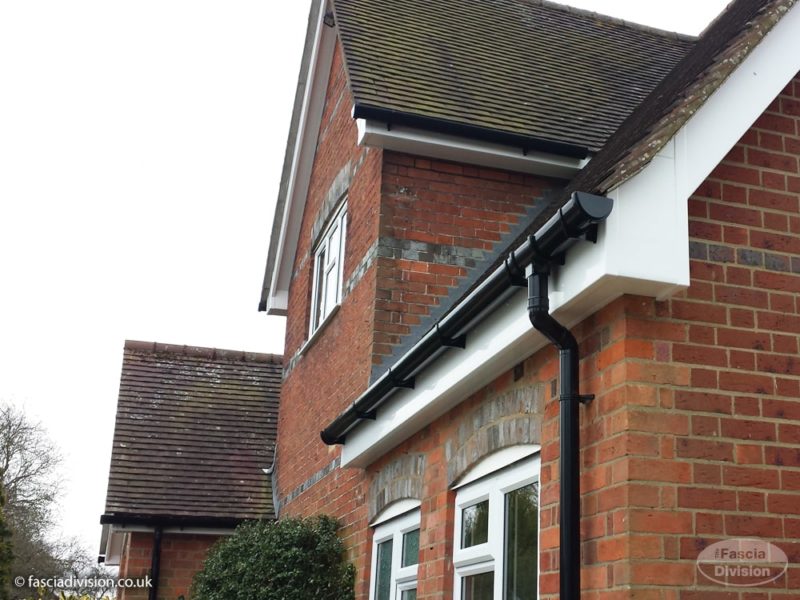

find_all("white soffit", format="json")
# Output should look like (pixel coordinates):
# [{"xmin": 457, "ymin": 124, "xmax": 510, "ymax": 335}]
[
  {"xmin": 356, "ymin": 119, "xmax": 590, "ymax": 179},
  {"xmin": 340, "ymin": 3, "xmax": 800, "ymax": 467},
  {"xmin": 266, "ymin": 4, "xmax": 336, "ymax": 315}
]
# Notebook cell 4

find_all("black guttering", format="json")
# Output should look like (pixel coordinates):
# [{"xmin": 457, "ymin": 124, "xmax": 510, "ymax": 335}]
[
  {"xmin": 353, "ymin": 104, "xmax": 590, "ymax": 160},
  {"xmin": 320, "ymin": 191, "xmax": 613, "ymax": 445},
  {"xmin": 100, "ymin": 513, "xmax": 245, "ymax": 529}
]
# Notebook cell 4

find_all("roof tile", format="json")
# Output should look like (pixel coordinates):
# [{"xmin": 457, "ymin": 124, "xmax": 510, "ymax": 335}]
[{"xmin": 102, "ymin": 341, "xmax": 282, "ymax": 523}]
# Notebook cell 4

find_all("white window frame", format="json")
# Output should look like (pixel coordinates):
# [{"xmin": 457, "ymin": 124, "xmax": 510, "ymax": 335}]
[
  {"xmin": 369, "ymin": 507, "xmax": 420, "ymax": 600},
  {"xmin": 309, "ymin": 201, "xmax": 347, "ymax": 334},
  {"xmin": 453, "ymin": 452, "xmax": 540, "ymax": 600}
]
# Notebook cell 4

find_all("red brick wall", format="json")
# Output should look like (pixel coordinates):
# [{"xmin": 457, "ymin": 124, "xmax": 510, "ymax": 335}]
[
  {"xmin": 373, "ymin": 153, "xmax": 560, "ymax": 366},
  {"xmin": 118, "ymin": 531, "xmax": 220, "ymax": 600},
  {"xmin": 275, "ymin": 38, "xmax": 380, "ymax": 503},
  {"xmin": 568, "ymin": 75, "xmax": 800, "ymax": 598},
  {"xmin": 278, "ymin": 40, "xmax": 800, "ymax": 600}
]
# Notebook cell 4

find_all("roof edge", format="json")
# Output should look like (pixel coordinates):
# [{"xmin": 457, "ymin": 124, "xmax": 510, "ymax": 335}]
[
  {"xmin": 123, "ymin": 339, "xmax": 283, "ymax": 364},
  {"xmin": 581, "ymin": 0, "xmax": 795, "ymax": 195},
  {"xmin": 353, "ymin": 104, "xmax": 590, "ymax": 160},
  {"xmin": 259, "ymin": 0, "xmax": 326, "ymax": 312},
  {"xmin": 540, "ymin": 0, "xmax": 698, "ymax": 42}
]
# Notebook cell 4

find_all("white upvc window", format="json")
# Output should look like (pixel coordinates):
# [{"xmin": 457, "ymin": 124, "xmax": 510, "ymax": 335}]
[
  {"xmin": 310, "ymin": 202, "xmax": 347, "ymax": 333},
  {"xmin": 453, "ymin": 451, "xmax": 540, "ymax": 600},
  {"xmin": 370, "ymin": 506, "xmax": 420, "ymax": 600}
]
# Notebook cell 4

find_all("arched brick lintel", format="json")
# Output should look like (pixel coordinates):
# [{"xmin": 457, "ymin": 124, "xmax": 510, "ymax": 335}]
[
  {"xmin": 368, "ymin": 453, "xmax": 426, "ymax": 522},
  {"xmin": 445, "ymin": 384, "xmax": 544, "ymax": 487}
]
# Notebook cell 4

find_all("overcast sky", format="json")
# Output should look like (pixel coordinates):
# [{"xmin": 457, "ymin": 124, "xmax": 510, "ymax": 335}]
[{"xmin": 0, "ymin": 0, "xmax": 729, "ymax": 560}]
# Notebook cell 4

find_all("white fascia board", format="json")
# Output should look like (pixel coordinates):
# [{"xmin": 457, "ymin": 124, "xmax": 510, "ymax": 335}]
[
  {"xmin": 266, "ymin": 5, "xmax": 336, "ymax": 316},
  {"xmin": 356, "ymin": 119, "xmax": 590, "ymax": 179},
  {"xmin": 109, "ymin": 523, "xmax": 236, "ymax": 535},
  {"xmin": 341, "ymin": 4, "xmax": 800, "ymax": 467}
]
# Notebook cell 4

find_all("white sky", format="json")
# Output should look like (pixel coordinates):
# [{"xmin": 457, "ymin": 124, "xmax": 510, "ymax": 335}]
[{"xmin": 0, "ymin": 0, "xmax": 729, "ymax": 559}]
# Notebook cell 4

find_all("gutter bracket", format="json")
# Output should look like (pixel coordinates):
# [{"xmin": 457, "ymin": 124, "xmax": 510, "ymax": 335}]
[
  {"xmin": 393, "ymin": 377, "xmax": 415, "ymax": 389},
  {"xmin": 436, "ymin": 324, "xmax": 466, "ymax": 349}
]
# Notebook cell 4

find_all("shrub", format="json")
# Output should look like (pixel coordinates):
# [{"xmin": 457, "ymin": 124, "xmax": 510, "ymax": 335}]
[{"xmin": 191, "ymin": 515, "xmax": 355, "ymax": 600}]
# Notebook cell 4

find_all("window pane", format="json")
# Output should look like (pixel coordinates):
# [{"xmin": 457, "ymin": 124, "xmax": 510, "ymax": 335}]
[
  {"xmin": 313, "ymin": 246, "xmax": 326, "ymax": 329},
  {"xmin": 461, "ymin": 500, "xmax": 489, "ymax": 548},
  {"xmin": 327, "ymin": 224, "xmax": 340, "ymax": 267},
  {"xmin": 400, "ymin": 590, "xmax": 417, "ymax": 600},
  {"xmin": 402, "ymin": 529, "xmax": 420, "ymax": 567},
  {"xmin": 324, "ymin": 259, "xmax": 338, "ymax": 313},
  {"xmin": 462, "ymin": 572, "xmax": 493, "ymax": 600},
  {"xmin": 504, "ymin": 483, "xmax": 539, "ymax": 600},
  {"xmin": 375, "ymin": 539, "xmax": 393, "ymax": 600}
]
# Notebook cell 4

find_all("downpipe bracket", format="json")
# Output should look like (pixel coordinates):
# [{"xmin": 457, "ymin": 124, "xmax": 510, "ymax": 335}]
[
  {"xmin": 579, "ymin": 394, "xmax": 594, "ymax": 405},
  {"xmin": 560, "ymin": 394, "xmax": 595, "ymax": 405}
]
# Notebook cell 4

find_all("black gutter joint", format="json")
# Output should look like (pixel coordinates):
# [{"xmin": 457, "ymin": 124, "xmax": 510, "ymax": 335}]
[{"xmin": 503, "ymin": 253, "xmax": 527, "ymax": 287}]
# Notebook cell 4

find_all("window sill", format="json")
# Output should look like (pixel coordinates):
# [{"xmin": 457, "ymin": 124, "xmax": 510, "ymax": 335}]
[{"xmin": 301, "ymin": 304, "xmax": 340, "ymax": 356}]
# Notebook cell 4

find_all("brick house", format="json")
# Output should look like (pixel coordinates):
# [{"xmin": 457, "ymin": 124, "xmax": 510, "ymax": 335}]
[
  {"xmin": 99, "ymin": 341, "xmax": 281, "ymax": 599},
  {"xmin": 259, "ymin": 0, "xmax": 800, "ymax": 598}
]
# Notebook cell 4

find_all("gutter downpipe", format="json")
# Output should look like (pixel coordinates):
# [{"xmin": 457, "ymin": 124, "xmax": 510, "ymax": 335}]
[
  {"xmin": 148, "ymin": 526, "xmax": 163, "ymax": 600},
  {"xmin": 528, "ymin": 265, "xmax": 586, "ymax": 600}
]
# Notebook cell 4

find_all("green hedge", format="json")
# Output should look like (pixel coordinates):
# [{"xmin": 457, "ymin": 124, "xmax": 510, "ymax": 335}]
[{"xmin": 191, "ymin": 516, "xmax": 355, "ymax": 600}]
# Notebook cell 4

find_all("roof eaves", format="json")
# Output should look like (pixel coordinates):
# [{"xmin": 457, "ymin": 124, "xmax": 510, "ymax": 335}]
[
  {"xmin": 100, "ymin": 513, "xmax": 257, "ymax": 528},
  {"xmin": 352, "ymin": 103, "xmax": 590, "ymax": 159}
]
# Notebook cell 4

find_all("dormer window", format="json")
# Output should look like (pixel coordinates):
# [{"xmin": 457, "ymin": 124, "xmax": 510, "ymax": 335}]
[{"xmin": 310, "ymin": 201, "xmax": 347, "ymax": 333}]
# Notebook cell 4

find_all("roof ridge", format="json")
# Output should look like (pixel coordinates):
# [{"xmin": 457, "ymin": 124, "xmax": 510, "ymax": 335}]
[
  {"xmin": 532, "ymin": 0, "xmax": 699, "ymax": 42},
  {"xmin": 123, "ymin": 339, "xmax": 283, "ymax": 365}
]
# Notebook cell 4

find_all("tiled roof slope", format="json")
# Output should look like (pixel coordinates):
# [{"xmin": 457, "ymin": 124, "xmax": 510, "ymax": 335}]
[
  {"xmin": 376, "ymin": 0, "xmax": 794, "ymax": 375},
  {"xmin": 102, "ymin": 341, "xmax": 282, "ymax": 524},
  {"xmin": 333, "ymin": 0, "xmax": 695, "ymax": 154},
  {"xmin": 507, "ymin": 0, "xmax": 793, "ymax": 251}
]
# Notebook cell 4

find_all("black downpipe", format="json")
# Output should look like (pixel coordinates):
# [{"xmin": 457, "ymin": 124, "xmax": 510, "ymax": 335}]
[
  {"xmin": 528, "ymin": 267, "xmax": 587, "ymax": 600},
  {"xmin": 149, "ymin": 526, "xmax": 163, "ymax": 600}
]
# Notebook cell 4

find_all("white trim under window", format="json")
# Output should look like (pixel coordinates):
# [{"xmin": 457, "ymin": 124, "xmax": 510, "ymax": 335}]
[
  {"xmin": 453, "ymin": 453, "xmax": 540, "ymax": 600},
  {"xmin": 370, "ymin": 508, "xmax": 420, "ymax": 600},
  {"xmin": 310, "ymin": 201, "xmax": 347, "ymax": 333}
]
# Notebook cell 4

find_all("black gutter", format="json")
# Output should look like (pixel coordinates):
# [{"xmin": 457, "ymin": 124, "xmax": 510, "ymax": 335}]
[
  {"xmin": 148, "ymin": 526, "xmax": 162, "ymax": 600},
  {"xmin": 528, "ymin": 266, "xmax": 589, "ymax": 600},
  {"xmin": 100, "ymin": 513, "xmax": 246, "ymax": 529},
  {"xmin": 320, "ymin": 191, "xmax": 612, "ymax": 445},
  {"xmin": 353, "ymin": 104, "xmax": 590, "ymax": 160}
]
